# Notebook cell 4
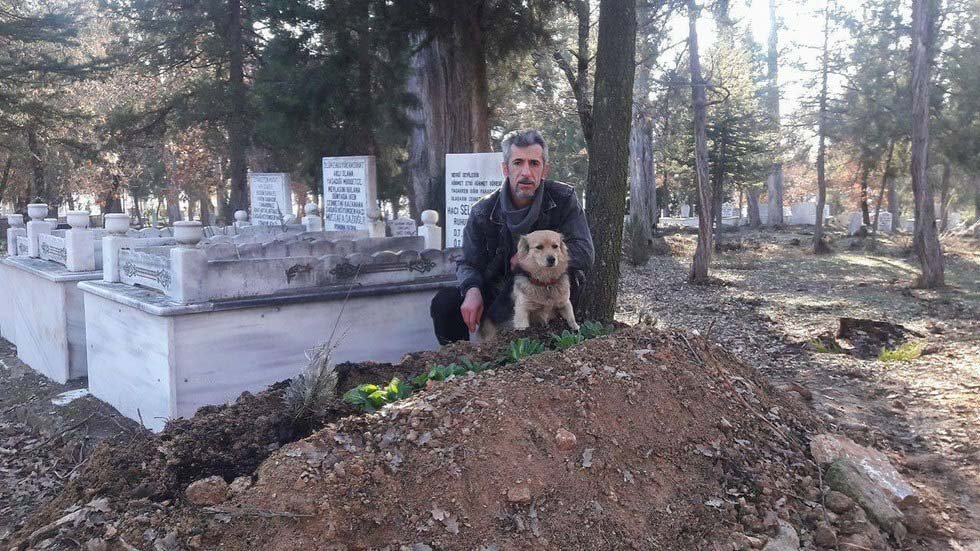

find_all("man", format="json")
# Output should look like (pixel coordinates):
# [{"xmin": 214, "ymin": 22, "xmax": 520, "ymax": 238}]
[{"xmin": 430, "ymin": 129, "xmax": 594, "ymax": 344}]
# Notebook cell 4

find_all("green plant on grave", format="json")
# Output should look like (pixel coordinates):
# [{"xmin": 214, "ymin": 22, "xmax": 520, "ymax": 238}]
[
  {"xmin": 551, "ymin": 329, "xmax": 586, "ymax": 350},
  {"xmin": 342, "ymin": 377, "xmax": 412, "ymax": 413},
  {"xmin": 578, "ymin": 321, "xmax": 614, "ymax": 340},
  {"xmin": 878, "ymin": 341, "xmax": 924, "ymax": 362},
  {"xmin": 412, "ymin": 358, "xmax": 493, "ymax": 387},
  {"xmin": 504, "ymin": 337, "xmax": 547, "ymax": 363}
]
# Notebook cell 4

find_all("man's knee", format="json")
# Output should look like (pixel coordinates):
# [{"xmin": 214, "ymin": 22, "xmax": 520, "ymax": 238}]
[
  {"xmin": 431, "ymin": 287, "xmax": 468, "ymax": 344},
  {"xmin": 431, "ymin": 287, "xmax": 462, "ymax": 319}
]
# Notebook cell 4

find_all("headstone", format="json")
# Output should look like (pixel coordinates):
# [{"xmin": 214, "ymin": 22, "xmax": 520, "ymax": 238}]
[
  {"xmin": 680, "ymin": 204, "xmax": 691, "ymax": 218},
  {"xmin": 791, "ymin": 202, "xmax": 817, "ymax": 225},
  {"xmin": 948, "ymin": 212, "xmax": 962, "ymax": 228},
  {"xmin": 877, "ymin": 212, "xmax": 892, "ymax": 233},
  {"xmin": 249, "ymin": 173, "xmax": 292, "ymax": 226},
  {"xmin": 445, "ymin": 152, "xmax": 504, "ymax": 248},
  {"xmin": 848, "ymin": 212, "xmax": 863, "ymax": 236},
  {"xmin": 366, "ymin": 207, "xmax": 386, "ymax": 238},
  {"xmin": 322, "ymin": 156, "xmax": 377, "ymax": 231},
  {"xmin": 388, "ymin": 217, "xmax": 418, "ymax": 237},
  {"xmin": 721, "ymin": 203, "xmax": 736, "ymax": 218},
  {"xmin": 758, "ymin": 204, "xmax": 769, "ymax": 224},
  {"xmin": 302, "ymin": 203, "xmax": 323, "ymax": 232}
]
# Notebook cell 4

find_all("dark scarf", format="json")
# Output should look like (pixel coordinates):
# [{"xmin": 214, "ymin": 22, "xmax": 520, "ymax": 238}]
[{"xmin": 498, "ymin": 179, "xmax": 545, "ymax": 238}]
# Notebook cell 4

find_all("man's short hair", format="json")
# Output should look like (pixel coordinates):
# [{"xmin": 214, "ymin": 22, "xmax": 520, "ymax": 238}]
[{"xmin": 501, "ymin": 129, "xmax": 549, "ymax": 165}]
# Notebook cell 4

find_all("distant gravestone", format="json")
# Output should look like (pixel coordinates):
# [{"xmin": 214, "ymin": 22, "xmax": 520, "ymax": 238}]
[
  {"xmin": 877, "ymin": 212, "xmax": 893, "ymax": 233},
  {"xmin": 388, "ymin": 217, "xmax": 418, "ymax": 237},
  {"xmin": 249, "ymin": 173, "xmax": 292, "ymax": 226},
  {"xmin": 322, "ymin": 156, "xmax": 377, "ymax": 231},
  {"xmin": 758, "ymin": 204, "xmax": 769, "ymax": 224},
  {"xmin": 680, "ymin": 204, "xmax": 691, "ymax": 218},
  {"xmin": 445, "ymin": 153, "xmax": 503, "ymax": 248},
  {"xmin": 848, "ymin": 212, "xmax": 863, "ymax": 236},
  {"xmin": 721, "ymin": 204, "xmax": 736, "ymax": 218}
]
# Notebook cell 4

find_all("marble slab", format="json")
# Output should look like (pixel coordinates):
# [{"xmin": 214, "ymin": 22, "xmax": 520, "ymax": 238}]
[
  {"xmin": 83, "ymin": 279, "xmax": 453, "ymax": 431},
  {"xmin": 1, "ymin": 256, "xmax": 98, "ymax": 382}
]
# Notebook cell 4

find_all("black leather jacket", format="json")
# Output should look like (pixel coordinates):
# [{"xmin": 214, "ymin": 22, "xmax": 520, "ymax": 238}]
[{"xmin": 456, "ymin": 179, "xmax": 594, "ymax": 298}]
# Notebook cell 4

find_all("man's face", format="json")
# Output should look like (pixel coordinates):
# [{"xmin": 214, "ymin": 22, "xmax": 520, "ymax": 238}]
[{"xmin": 502, "ymin": 143, "xmax": 550, "ymax": 205}]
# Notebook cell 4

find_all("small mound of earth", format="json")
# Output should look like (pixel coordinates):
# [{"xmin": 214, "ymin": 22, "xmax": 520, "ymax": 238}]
[{"xmin": 14, "ymin": 326, "xmax": 843, "ymax": 551}]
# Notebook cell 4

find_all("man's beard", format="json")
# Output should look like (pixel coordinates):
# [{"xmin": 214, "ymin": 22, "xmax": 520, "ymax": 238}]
[{"xmin": 515, "ymin": 179, "xmax": 537, "ymax": 199}]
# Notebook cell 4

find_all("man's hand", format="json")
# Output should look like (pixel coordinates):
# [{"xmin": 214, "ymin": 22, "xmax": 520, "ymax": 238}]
[{"xmin": 460, "ymin": 287, "xmax": 484, "ymax": 333}]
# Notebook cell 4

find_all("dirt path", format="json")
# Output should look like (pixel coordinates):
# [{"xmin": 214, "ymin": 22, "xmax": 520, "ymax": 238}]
[{"xmin": 617, "ymin": 227, "xmax": 980, "ymax": 548}]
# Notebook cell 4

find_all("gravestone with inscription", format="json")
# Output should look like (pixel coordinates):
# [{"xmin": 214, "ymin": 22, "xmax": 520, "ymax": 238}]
[
  {"xmin": 249, "ymin": 173, "xmax": 292, "ymax": 226},
  {"xmin": 388, "ymin": 217, "xmax": 418, "ymax": 237},
  {"xmin": 445, "ymin": 153, "xmax": 503, "ymax": 248},
  {"xmin": 322, "ymin": 156, "xmax": 377, "ymax": 231}
]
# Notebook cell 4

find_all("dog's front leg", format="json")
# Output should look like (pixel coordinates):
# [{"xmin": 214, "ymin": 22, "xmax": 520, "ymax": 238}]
[
  {"xmin": 513, "ymin": 295, "xmax": 531, "ymax": 330},
  {"xmin": 560, "ymin": 302, "xmax": 580, "ymax": 331}
]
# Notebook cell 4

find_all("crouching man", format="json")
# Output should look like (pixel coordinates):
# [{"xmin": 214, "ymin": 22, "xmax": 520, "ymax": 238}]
[{"xmin": 430, "ymin": 129, "xmax": 595, "ymax": 344}]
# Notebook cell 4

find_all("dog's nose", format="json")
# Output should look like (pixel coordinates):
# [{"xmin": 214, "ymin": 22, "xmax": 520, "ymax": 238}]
[{"xmin": 546, "ymin": 256, "xmax": 556, "ymax": 266}]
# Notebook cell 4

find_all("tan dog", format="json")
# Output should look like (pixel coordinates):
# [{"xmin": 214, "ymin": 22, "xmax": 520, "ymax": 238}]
[{"xmin": 480, "ymin": 230, "xmax": 578, "ymax": 338}]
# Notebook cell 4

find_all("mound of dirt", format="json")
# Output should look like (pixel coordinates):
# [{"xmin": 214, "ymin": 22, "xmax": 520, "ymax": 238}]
[{"xmin": 13, "ymin": 326, "xmax": 842, "ymax": 551}]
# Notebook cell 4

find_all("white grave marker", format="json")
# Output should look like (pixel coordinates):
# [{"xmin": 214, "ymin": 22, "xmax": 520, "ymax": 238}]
[
  {"xmin": 877, "ymin": 212, "xmax": 893, "ymax": 233},
  {"xmin": 445, "ymin": 153, "xmax": 503, "ymax": 248},
  {"xmin": 249, "ymin": 173, "xmax": 292, "ymax": 226},
  {"xmin": 388, "ymin": 217, "xmax": 418, "ymax": 237},
  {"xmin": 322, "ymin": 156, "xmax": 377, "ymax": 231}
]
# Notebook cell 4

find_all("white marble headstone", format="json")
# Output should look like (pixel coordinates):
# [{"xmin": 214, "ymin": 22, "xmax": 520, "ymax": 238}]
[
  {"xmin": 388, "ymin": 217, "xmax": 418, "ymax": 237},
  {"xmin": 249, "ymin": 173, "xmax": 292, "ymax": 226},
  {"xmin": 721, "ymin": 203, "xmax": 736, "ymax": 218},
  {"xmin": 680, "ymin": 204, "xmax": 691, "ymax": 218},
  {"xmin": 445, "ymin": 153, "xmax": 504, "ymax": 248},
  {"xmin": 322, "ymin": 156, "xmax": 377, "ymax": 231},
  {"xmin": 877, "ymin": 212, "xmax": 893, "ymax": 233}
]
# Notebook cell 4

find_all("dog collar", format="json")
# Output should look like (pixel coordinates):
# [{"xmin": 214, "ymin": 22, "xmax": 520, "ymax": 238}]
[{"xmin": 514, "ymin": 268, "xmax": 562, "ymax": 287}]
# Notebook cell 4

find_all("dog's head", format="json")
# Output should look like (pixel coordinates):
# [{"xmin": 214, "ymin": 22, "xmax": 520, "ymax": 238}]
[{"xmin": 518, "ymin": 230, "xmax": 569, "ymax": 271}]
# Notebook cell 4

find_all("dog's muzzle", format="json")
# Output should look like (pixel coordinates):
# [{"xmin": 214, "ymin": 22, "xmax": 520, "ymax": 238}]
[{"xmin": 546, "ymin": 256, "xmax": 556, "ymax": 267}]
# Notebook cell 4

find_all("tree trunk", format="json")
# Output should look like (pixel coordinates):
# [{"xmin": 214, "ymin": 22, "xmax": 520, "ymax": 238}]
[
  {"xmin": 938, "ymin": 159, "xmax": 951, "ymax": 231},
  {"xmin": 688, "ymin": 0, "xmax": 713, "ymax": 282},
  {"xmin": 103, "ymin": 175, "xmax": 123, "ymax": 214},
  {"xmin": 226, "ymin": 0, "xmax": 250, "ymax": 214},
  {"xmin": 578, "ymin": 0, "xmax": 636, "ymax": 323},
  {"xmin": 217, "ymin": 156, "xmax": 232, "ymax": 223},
  {"xmin": 765, "ymin": 0, "xmax": 784, "ymax": 226},
  {"xmin": 859, "ymin": 161, "xmax": 872, "ymax": 225},
  {"xmin": 973, "ymin": 175, "xmax": 980, "ymax": 223},
  {"xmin": 887, "ymin": 171, "xmax": 900, "ymax": 227},
  {"xmin": 747, "ymin": 187, "xmax": 762, "ymax": 227},
  {"xmin": 0, "ymin": 157, "xmax": 12, "ymax": 205},
  {"xmin": 629, "ymin": 39, "xmax": 657, "ymax": 246},
  {"xmin": 870, "ymin": 141, "xmax": 894, "ymax": 239},
  {"xmin": 629, "ymin": 110, "xmax": 656, "ymax": 245},
  {"xmin": 27, "ymin": 128, "xmax": 45, "ymax": 204},
  {"xmin": 813, "ymin": 0, "xmax": 831, "ymax": 254},
  {"xmin": 910, "ymin": 0, "xmax": 944, "ymax": 287},
  {"xmin": 912, "ymin": 12, "xmax": 946, "ymax": 245},
  {"xmin": 404, "ymin": 6, "xmax": 492, "ymax": 219},
  {"xmin": 200, "ymin": 191, "xmax": 212, "ymax": 224}
]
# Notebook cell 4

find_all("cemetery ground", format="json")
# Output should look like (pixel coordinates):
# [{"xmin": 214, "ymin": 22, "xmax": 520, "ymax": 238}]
[{"xmin": 0, "ymin": 227, "xmax": 978, "ymax": 550}]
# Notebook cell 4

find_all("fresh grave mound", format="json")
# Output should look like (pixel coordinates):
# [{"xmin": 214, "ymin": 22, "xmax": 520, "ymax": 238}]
[{"xmin": 88, "ymin": 326, "xmax": 830, "ymax": 551}]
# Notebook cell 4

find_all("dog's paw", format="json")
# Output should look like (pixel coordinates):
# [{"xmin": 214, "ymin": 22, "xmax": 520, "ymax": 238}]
[
  {"xmin": 568, "ymin": 321, "xmax": 580, "ymax": 331},
  {"xmin": 513, "ymin": 322, "xmax": 530, "ymax": 330}
]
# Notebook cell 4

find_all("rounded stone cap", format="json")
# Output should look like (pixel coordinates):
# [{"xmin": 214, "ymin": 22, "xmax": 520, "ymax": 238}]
[
  {"xmin": 104, "ymin": 213, "xmax": 131, "ymax": 234},
  {"xmin": 27, "ymin": 203, "xmax": 48, "ymax": 220},
  {"xmin": 234, "ymin": 210, "xmax": 248, "ymax": 222},
  {"xmin": 6, "ymin": 214, "xmax": 24, "ymax": 227},
  {"xmin": 173, "ymin": 220, "xmax": 204, "ymax": 245},
  {"xmin": 44, "ymin": 218, "xmax": 58, "ymax": 224},
  {"xmin": 366, "ymin": 207, "xmax": 382, "ymax": 221},
  {"xmin": 66, "ymin": 211, "xmax": 91, "ymax": 229},
  {"xmin": 421, "ymin": 210, "xmax": 439, "ymax": 225},
  {"xmin": 304, "ymin": 203, "xmax": 318, "ymax": 215}
]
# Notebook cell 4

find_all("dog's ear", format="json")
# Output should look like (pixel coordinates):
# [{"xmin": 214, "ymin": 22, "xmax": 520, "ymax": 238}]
[
  {"xmin": 559, "ymin": 237, "xmax": 569, "ymax": 256},
  {"xmin": 518, "ymin": 235, "xmax": 530, "ymax": 254}
]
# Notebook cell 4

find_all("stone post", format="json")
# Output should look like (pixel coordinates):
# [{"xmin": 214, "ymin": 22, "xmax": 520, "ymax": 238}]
[
  {"xmin": 302, "ymin": 203, "xmax": 323, "ymax": 232},
  {"xmin": 65, "ymin": 210, "xmax": 96, "ymax": 272},
  {"xmin": 418, "ymin": 210, "xmax": 442, "ymax": 250},
  {"xmin": 102, "ymin": 214, "xmax": 133, "ymax": 283},
  {"xmin": 26, "ymin": 204, "xmax": 52, "ymax": 258},
  {"xmin": 5, "ymin": 214, "xmax": 24, "ymax": 256},
  {"xmin": 169, "ymin": 246, "xmax": 208, "ymax": 304},
  {"xmin": 367, "ymin": 207, "xmax": 386, "ymax": 238}
]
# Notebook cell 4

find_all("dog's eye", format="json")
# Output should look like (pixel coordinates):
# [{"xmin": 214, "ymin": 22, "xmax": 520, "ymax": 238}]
[
  {"xmin": 535, "ymin": 245, "xmax": 544, "ymax": 250},
  {"xmin": 552, "ymin": 244, "xmax": 558, "ymax": 249}
]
